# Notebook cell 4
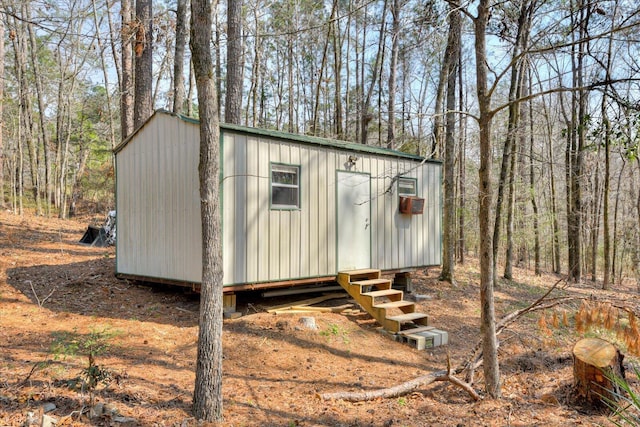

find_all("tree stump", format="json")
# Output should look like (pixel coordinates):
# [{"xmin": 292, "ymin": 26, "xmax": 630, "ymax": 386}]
[{"xmin": 573, "ymin": 337, "xmax": 625, "ymax": 405}]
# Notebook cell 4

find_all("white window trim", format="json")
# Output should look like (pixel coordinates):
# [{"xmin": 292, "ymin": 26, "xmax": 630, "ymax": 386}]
[
  {"xmin": 271, "ymin": 163, "xmax": 301, "ymax": 209},
  {"xmin": 397, "ymin": 177, "xmax": 417, "ymax": 196}
]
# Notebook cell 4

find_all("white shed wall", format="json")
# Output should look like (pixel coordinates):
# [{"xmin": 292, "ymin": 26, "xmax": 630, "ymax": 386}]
[
  {"xmin": 115, "ymin": 112, "xmax": 441, "ymax": 287},
  {"xmin": 116, "ymin": 114, "xmax": 202, "ymax": 283},
  {"xmin": 221, "ymin": 131, "xmax": 442, "ymax": 285}
]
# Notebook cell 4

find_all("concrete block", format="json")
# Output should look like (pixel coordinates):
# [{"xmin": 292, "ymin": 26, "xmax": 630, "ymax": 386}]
[
  {"xmin": 416, "ymin": 328, "xmax": 448, "ymax": 347},
  {"xmin": 406, "ymin": 333, "xmax": 434, "ymax": 350},
  {"xmin": 223, "ymin": 311, "xmax": 242, "ymax": 319}
]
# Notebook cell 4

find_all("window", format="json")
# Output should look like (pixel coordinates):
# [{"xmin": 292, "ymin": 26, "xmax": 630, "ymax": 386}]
[
  {"xmin": 397, "ymin": 178, "xmax": 417, "ymax": 196},
  {"xmin": 271, "ymin": 164, "xmax": 300, "ymax": 209}
]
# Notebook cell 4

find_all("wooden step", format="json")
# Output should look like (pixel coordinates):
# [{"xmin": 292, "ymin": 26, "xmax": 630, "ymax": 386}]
[
  {"xmin": 339, "ymin": 268, "xmax": 380, "ymax": 276},
  {"xmin": 373, "ymin": 300, "xmax": 415, "ymax": 310},
  {"xmin": 362, "ymin": 289, "xmax": 403, "ymax": 298},
  {"xmin": 386, "ymin": 312, "xmax": 429, "ymax": 324},
  {"xmin": 351, "ymin": 279, "xmax": 392, "ymax": 290}
]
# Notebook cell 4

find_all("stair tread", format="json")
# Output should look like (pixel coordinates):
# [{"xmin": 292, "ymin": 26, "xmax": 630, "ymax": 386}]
[
  {"xmin": 339, "ymin": 268, "xmax": 380, "ymax": 275},
  {"xmin": 387, "ymin": 312, "xmax": 428, "ymax": 322},
  {"xmin": 362, "ymin": 289, "xmax": 403, "ymax": 297},
  {"xmin": 373, "ymin": 301, "xmax": 415, "ymax": 309},
  {"xmin": 351, "ymin": 279, "xmax": 391, "ymax": 286}
]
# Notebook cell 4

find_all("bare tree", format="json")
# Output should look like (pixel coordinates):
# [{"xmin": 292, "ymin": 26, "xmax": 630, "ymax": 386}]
[
  {"xmin": 360, "ymin": 0, "xmax": 387, "ymax": 145},
  {"xmin": 121, "ymin": 0, "xmax": 134, "ymax": 140},
  {"xmin": 134, "ymin": 0, "xmax": 153, "ymax": 129},
  {"xmin": 225, "ymin": 0, "xmax": 243, "ymax": 124},
  {"xmin": 190, "ymin": 0, "xmax": 224, "ymax": 421},
  {"xmin": 0, "ymin": 17, "xmax": 4, "ymax": 209},
  {"xmin": 527, "ymin": 69, "xmax": 541, "ymax": 275},
  {"xmin": 492, "ymin": 0, "xmax": 534, "ymax": 282},
  {"xmin": 386, "ymin": 0, "xmax": 401, "ymax": 149},
  {"xmin": 472, "ymin": 0, "xmax": 500, "ymax": 397},
  {"xmin": 566, "ymin": 0, "xmax": 589, "ymax": 283},
  {"xmin": 439, "ymin": 1, "xmax": 461, "ymax": 284},
  {"xmin": 172, "ymin": 0, "xmax": 189, "ymax": 114}
]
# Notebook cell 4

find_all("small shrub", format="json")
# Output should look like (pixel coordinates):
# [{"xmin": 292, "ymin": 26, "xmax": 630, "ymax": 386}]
[{"xmin": 50, "ymin": 328, "xmax": 119, "ymax": 399}]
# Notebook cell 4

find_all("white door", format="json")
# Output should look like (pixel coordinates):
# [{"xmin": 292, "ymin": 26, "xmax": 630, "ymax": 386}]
[{"xmin": 337, "ymin": 171, "xmax": 371, "ymax": 271}]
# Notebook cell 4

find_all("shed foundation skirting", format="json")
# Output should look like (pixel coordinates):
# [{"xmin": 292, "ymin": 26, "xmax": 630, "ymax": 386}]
[{"xmin": 116, "ymin": 266, "xmax": 437, "ymax": 294}]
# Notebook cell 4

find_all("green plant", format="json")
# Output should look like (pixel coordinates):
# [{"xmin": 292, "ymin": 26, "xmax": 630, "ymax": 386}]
[
  {"xmin": 320, "ymin": 324, "xmax": 350, "ymax": 344},
  {"xmin": 397, "ymin": 397, "xmax": 407, "ymax": 407},
  {"xmin": 50, "ymin": 328, "xmax": 118, "ymax": 398},
  {"xmin": 320, "ymin": 323, "xmax": 341, "ymax": 336},
  {"xmin": 604, "ymin": 365, "xmax": 640, "ymax": 426}
]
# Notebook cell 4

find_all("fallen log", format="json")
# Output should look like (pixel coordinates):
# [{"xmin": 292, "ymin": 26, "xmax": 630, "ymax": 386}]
[
  {"xmin": 573, "ymin": 337, "xmax": 625, "ymax": 405},
  {"xmin": 318, "ymin": 369, "xmax": 479, "ymax": 402}
]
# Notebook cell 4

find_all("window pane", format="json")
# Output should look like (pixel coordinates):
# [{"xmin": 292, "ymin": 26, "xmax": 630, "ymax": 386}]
[
  {"xmin": 272, "ymin": 186, "xmax": 298, "ymax": 207},
  {"xmin": 271, "ymin": 164, "xmax": 300, "ymax": 208},
  {"xmin": 398, "ymin": 178, "xmax": 416, "ymax": 196},
  {"xmin": 272, "ymin": 165, "xmax": 298, "ymax": 185}
]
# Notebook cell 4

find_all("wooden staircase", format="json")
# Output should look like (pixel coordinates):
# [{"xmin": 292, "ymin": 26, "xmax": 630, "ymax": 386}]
[{"xmin": 337, "ymin": 269, "xmax": 428, "ymax": 333}]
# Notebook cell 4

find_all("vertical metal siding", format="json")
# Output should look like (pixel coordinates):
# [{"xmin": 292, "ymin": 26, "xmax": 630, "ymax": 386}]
[
  {"xmin": 116, "ymin": 114, "xmax": 202, "ymax": 283},
  {"xmin": 117, "ymin": 113, "xmax": 442, "ymax": 287}
]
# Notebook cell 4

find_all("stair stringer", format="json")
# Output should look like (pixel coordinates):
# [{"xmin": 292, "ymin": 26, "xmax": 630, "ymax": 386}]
[{"xmin": 337, "ymin": 269, "xmax": 428, "ymax": 333}]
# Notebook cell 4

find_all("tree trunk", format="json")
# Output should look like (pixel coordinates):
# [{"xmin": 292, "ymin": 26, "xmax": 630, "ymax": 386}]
[
  {"xmin": 26, "ymin": 3, "xmax": 52, "ymax": 216},
  {"xmin": 528, "ymin": 70, "xmax": 540, "ymax": 275},
  {"xmin": 589, "ymin": 162, "xmax": 602, "ymax": 282},
  {"xmin": 360, "ymin": 0, "xmax": 387, "ymax": 145},
  {"xmin": 332, "ymin": 11, "xmax": 343, "ymax": 139},
  {"xmin": 246, "ymin": 4, "xmax": 262, "ymax": 127},
  {"xmin": 386, "ymin": 0, "xmax": 400, "ymax": 149},
  {"xmin": 439, "ymin": 3, "xmax": 460, "ymax": 284},
  {"xmin": 431, "ymin": 18, "xmax": 452, "ymax": 159},
  {"xmin": 542, "ymin": 85, "xmax": 562, "ymax": 274},
  {"xmin": 190, "ymin": 0, "xmax": 224, "ymax": 421},
  {"xmin": 287, "ymin": 8, "xmax": 295, "ymax": 133},
  {"xmin": 134, "ymin": 0, "xmax": 153, "ymax": 129},
  {"xmin": 312, "ymin": 0, "xmax": 337, "ymax": 136},
  {"xmin": 173, "ymin": 0, "xmax": 188, "ymax": 114},
  {"xmin": 601, "ymin": 2, "xmax": 618, "ymax": 289},
  {"xmin": 0, "ymin": 18, "xmax": 4, "ymax": 209},
  {"xmin": 11, "ymin": 13, "xmax": 41, "ymax": 215},
  {"xmin": 503, "ymin": 124, "xmax": 518, "ymax": 280},
  {"xmin": 121, "ymin": 0, "xmax": 134, "ymax": 140},
  {"xmin": 611, "ymin": 157, "xmax": 625, "ymax": 285},
  {"xmin": 492, "ymin": 0, "xmax": 531, "ymax": 283},
  {"xmin": 225, "ymin": 0, "xmax": 243, "ymax": 124},
  {"xmin": 456, "ymin": 53, "xmax": 466, "ymax": 264},
  {"xmin": 474, "ymin": 0, "xmax": 500, "ymax": 398},
  {"xmin": 573, "ymin": 338, "xmax": 624, "ymax": 406},
  {"xmin": 91, "ymin": 0, "xmax": 118, "ymax": 156},
  {"xmin": 567, "ymin": 0, "xmax": 587, "ymax": 283}
]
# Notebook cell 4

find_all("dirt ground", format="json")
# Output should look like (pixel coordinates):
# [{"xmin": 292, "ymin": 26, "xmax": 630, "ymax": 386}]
[{"xmin": 1, "ymin": 210, "xmax": 639, "ymax": 426}]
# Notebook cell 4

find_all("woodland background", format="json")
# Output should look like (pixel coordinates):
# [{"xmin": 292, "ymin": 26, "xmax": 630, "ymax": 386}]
[{"xmin": 0, "ymin": 0, "xmax": 640, "ymax": 290}]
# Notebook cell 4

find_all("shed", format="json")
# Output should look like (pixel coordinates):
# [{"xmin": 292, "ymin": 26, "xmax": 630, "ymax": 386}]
[{"xmin": 114, "ymin": 110, "xmax": 442, "ymax": 292}]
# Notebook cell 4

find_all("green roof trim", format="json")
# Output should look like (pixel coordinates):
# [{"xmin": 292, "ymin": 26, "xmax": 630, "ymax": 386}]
[{"xmin": 115, "ymin": 110, "xmax": 441, "ymax": 164}]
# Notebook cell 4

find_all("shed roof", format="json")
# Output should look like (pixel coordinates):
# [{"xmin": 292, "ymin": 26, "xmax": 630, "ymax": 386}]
[{"xmin": 114, "ymin": 110, "xmax": 439, "ymax": 163}]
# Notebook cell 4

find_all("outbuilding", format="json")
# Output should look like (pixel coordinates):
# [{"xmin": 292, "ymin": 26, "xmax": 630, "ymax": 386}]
[{"xmin": 114, "ymin": 110, "xmax": 442, "ymax": 293}]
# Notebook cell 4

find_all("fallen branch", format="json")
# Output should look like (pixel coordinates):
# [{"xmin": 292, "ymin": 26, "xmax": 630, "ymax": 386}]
[
  {"xmin": 28, "ymin": 281, "xmax": 57, "ymax": 308},
  {"xmin": 318, "ymin": 370, "xmax": 449, "ymax": 401},
  {"xmin": 20, "ymin": 359, "xmax": 52, "ymax": 385},
  {"xmin": 319, "ymin": 353, "xmax": 479, "ymax": 402}
]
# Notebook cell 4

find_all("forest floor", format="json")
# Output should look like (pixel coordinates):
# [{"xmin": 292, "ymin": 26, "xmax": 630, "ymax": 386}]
[{"xmin": 1, "ymin": 209, "xmax": 639, "ymax": 426}]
